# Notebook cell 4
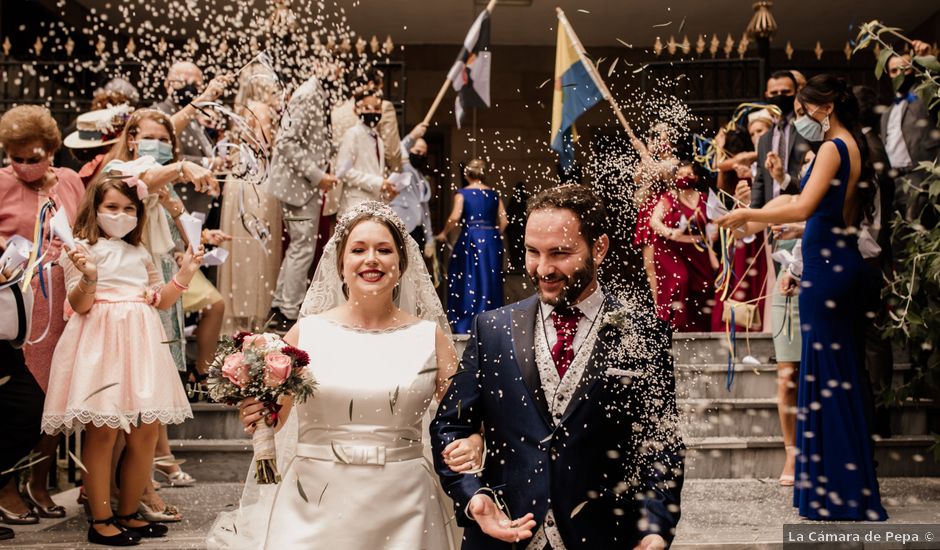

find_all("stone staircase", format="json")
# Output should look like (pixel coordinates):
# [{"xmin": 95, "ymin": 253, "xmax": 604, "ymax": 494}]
[{"xmin": 169, "ymin": 332, "xmax": 939, "ymax": 482}]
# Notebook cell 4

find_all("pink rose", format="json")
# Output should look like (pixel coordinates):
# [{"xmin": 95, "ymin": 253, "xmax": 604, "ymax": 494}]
[
  {"xmin": 222, "ymin": 352, "xmax": 250, "ymax": 387},
  {"xmin": 263, "ymin": 352, "xmax": 292, "ymax": 387},
  {"xmin": 242, "ymin": 334, "xmax": 269, "ymax": 351}
]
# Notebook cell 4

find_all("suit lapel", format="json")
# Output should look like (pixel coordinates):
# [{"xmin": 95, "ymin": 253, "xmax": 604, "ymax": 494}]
[
  {"xmin": 559, "ymin": 293, "xmax": 619, "ymax": 424},
  {"xmin": 510, "ymin": 296, "xmax": 552, "ymax": 427}
]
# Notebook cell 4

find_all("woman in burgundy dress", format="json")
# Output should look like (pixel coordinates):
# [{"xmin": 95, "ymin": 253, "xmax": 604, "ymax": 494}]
[{"xmin": 649, "ymin": 162, "xmax": 717, "ymax": 332}]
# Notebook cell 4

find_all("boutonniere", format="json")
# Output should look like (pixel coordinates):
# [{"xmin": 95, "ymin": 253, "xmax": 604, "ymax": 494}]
[{"xmin": 602, "ymin": 307, "xmax": 630, "ymax": 330}]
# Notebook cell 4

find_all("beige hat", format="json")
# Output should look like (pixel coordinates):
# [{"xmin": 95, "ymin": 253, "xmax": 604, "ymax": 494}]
[
  {"xmin": 64, "ymin": 104, "xmax": 133, "ymax": 149},
  {"xmin": 747, "ymin": 109, "xmax": 774, "ymax": 128}
]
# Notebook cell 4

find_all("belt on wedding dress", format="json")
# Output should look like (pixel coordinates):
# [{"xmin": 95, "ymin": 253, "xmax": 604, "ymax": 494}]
[{"xmin": 294, "ymin": 442, "xmax": 425, "ymax": 466}]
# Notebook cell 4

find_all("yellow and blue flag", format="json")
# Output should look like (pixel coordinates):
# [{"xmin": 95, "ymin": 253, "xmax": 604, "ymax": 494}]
[{"xmin": 550, "ymin": 15, "xmax": 605, "ymax": 170}]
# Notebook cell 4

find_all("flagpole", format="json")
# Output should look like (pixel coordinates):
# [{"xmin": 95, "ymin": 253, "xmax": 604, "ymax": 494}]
[
  {"xmin": 555, "ymin": 7, "xmax": 647, "ymax": 154},
  {"xmin": 422, "ymin": 0, "xmax": 498, "ymax": 126}
]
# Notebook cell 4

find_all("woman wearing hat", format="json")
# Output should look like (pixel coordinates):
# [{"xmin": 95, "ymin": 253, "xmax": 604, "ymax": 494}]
[{"xmin": 64, "ymin": 104, "xmax": 134, "ymax": 186}]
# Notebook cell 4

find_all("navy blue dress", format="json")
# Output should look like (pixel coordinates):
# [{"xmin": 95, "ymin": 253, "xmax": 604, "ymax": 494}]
[
  {"xmin": 794, "ymin": 138, "xmax": 887, "ymax": 521},
  {"xmin": 446, "ymin": 188, "xmax": 504, "ymax": 334}
]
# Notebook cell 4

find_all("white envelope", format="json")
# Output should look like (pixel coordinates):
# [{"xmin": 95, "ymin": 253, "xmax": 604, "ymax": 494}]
[
  {"xmin": 388, "ymin": 172, "xmax": 413, "ymax": 192},
  {"xmin": 0, "ymin": 235, "xmax": 31, "ymax": 271},
  {"xmin": 705, "ymin": 189, "xmax": 730, "ymax": 220},
  {"xmin": 191, "ymin": 212, "xmax": 207, "ymax": 224},
  {"xmin": 676, "ymin": 214, "xmax": 689, "ymax": 233},
  {"xmin": 201, "ymin": 247, "xmax": 229, "ymax": 267},
  {"xmin": 179, "ymin": 213, "xmax": 203, "ymax": 253},
  {"xmin": 50, "ymin": 208, "xmax": 76, "ymax": 250},
  {"xmin": 772, "ymin": 241, "xmax": 803, "ymax": 277}
]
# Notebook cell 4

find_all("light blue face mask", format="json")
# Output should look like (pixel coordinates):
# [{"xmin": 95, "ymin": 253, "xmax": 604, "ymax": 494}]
[
  {"xmin": 793, "ymin": 107, "xmax": 830, "ymax": 143},
  {"xmin": 136, "ymin": 139, "xmax": 174, "ymax": 165}
]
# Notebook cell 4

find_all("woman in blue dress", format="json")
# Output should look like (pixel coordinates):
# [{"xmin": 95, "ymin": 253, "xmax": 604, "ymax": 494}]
[
  {"xmin": 717, "ymin": 75, "xmax": 887, "ymax": 521},
  {"xmin": 437, "ymin": 159, "xmax": 508, "ymax": 333}
]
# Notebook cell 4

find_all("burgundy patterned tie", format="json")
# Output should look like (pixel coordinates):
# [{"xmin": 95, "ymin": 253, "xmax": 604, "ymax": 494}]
[{"xmin": 550, "ymin": 307, "xmax": 583, "ymax": 378}]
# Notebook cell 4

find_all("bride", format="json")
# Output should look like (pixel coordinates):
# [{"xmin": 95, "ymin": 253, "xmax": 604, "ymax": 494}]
[{"xmin": 208, "ymin": 202, "xmax": 483, "ymax": 548}]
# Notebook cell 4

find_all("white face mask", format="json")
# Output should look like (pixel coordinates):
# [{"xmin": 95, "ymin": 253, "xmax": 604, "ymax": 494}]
[{"xmin": 98, "ymin": 212, "xmax": 138, "ymax": 239}]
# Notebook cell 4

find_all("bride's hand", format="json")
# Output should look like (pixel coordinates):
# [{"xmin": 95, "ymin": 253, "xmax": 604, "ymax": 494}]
[
  {"xmin": 239, "ymin": 397, "xmax": 269, "ymax": 433},
  {"xmin": 468, "ymin": 494, "xmax": 536, "ymax": 543},
  {"xmin": 443, "ymin": 433, "xmax": 484, "ymax": 473}
]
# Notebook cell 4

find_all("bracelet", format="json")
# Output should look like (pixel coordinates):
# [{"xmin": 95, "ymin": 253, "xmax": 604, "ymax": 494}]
[
  {"xmin": 177, "ymin": 162, "xmax": 185, "ymax": 182},
  {"xmin": 171, "ymin": 277, "xmax": 189, "ymax": 291},
  {"xmin": 77, "ymin": 281, "xmax": 96, "ymax": 295}
]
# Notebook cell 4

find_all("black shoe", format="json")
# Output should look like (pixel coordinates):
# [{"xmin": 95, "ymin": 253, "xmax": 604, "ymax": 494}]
[
  {"xmin": 0, "ymin": 526, "xmax": 13, "ymax": 541},
  {"xmin": 265, "ymin": 308, "xmax": 293, "ymax": 334},
  {"xmin": 87, "ymin": 517, "xmax": 140, "ymax": 546},
  {"xmin": 116, "ymin": 512, "xmax": 169, "ymax": 538}
]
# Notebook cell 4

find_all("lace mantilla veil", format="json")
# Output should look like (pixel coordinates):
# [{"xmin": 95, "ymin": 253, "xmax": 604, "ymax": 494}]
[{"xmin": 207, "ymin": 202, "xmax": 452, "ymax": 549}]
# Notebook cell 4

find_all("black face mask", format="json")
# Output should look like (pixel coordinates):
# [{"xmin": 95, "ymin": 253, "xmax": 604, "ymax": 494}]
[
  {"xmin": 896, "ymin": 73, "xmax": 916, "ymax": 95},
  {"xmin": 409, "ymin": 153, "xmax": 427, "ymax": 171},
  {"xmin": 359, "ymin": 112, "xmax": 381, "ymax": 128},
  {"xmin": 173, "ymin": 84, "xmax": 199, "ymax": 108},
  {"xmin": 767, "ymin": 93, "xmax": 795, "ymax": 117}
]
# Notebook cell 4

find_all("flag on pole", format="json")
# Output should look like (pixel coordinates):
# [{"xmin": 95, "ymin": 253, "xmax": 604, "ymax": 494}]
[
  {"xmin": 550, "ymin": 13, "xmax": 606, "ymax": 172},
  {"xmin": 448, "ymin": 10, "xmax": 492, "ymax": 128}
]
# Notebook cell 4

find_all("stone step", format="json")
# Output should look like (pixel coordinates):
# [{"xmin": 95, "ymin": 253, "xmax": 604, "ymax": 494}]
[
  {"xmin": 672, "ymin": 332, "xmax": 776, "ymax": 364},
  {"xmin": 167, "ymin": 403, "xmax": 247, "ymax": 440},
  {"xmin": 684, "ymin": 435, "xmax": 940, "ymax": 478},
  {"xmin": 171, "ymin": 435, "xmax": 940, "ymax": 482},
  {"xmin": 678, "ymin": 397, "xmax": 936, "ymax": 438}
]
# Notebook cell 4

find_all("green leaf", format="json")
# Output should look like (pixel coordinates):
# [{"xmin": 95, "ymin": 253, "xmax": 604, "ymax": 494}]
[
  {"xmin": 68, "ymin": 449, "xmax": 88, "ymax": 473},
  {"xmin": 914, "ymin": 55, "xmax": 940, "ymax": 73},
  {"xmin": 570, "ymin": 500, "xmax": 589, "ymax": 518},
  {"xmin": 348, "ymin": 399, "xmax": 354, "ymax": 421},
  {"xmin": 0, "ymin": 375, "xmax": 10, "ymax": 387},
  {"xmin": 296, "ymin": 478, "xmax": 309, "ymax": 502},
  {"xmin": 317, "ymin": 483, "xmax": 329, "ymax": 506},
  {"xmin": 875, "ymin": 47, "xmax": 893, "ymax": 80}
]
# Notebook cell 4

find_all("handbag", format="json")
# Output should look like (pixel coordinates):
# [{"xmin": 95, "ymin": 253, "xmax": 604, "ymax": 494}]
[
  {"xmin": 0, "ymin": 275, "xmax": 34, "ymax": 348},
  {"xmin": 722, "ymin": 299, "xmax": 761, "ymax": 331}
]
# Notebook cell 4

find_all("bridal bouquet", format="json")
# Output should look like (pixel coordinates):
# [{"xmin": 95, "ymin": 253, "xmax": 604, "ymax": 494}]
[{"xmin": 207, "ymin": 332, "xmax": 316, "ymax": 484}]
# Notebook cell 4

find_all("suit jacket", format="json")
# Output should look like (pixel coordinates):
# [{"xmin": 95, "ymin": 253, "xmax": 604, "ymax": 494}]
[
  {"xmin": 326, "ymin": 99, "xmax": 401, "ymax": 216},
  {"xmin": 431, "ymin": 293, "xmax": 685, "ymax": 549},
  {"xmin": 335, "ymin": 121, "xmax": 386, "ymax": 216},
  {"xmin": 879, "ymin": 95, "xmax": 940, "ymax": 169},
  {"xmin": 750, "ymin": 121, "xmax": 811, "ymax": 209},
  {"xmin": 153, "ymin": 98, "xmax": 216, "ymax": 214},
  {"xmin": 267, "ymin": 76, "xmax": 332, "ymax": 207}
]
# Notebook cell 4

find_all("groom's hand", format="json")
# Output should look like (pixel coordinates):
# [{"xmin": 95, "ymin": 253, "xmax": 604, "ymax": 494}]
[
  {"xmin": 633, "ymin": 534, "xmax": 667, "ymax": 550},
  {"xmin": 468, "ymin": 494, "xmax": 536, "ymax": 543}
]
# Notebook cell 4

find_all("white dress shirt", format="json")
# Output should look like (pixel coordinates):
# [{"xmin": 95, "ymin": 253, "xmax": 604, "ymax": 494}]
[
  {"xmin": 538, "ymin": 285, "xmax": 605, "ymax": 351},
  {"xmin": 885, "ymin": 101, "xmax": 913, "ymax": 169}
]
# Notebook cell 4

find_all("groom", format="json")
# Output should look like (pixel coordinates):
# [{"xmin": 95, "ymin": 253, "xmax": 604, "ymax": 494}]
[{"xmin": 431, "ymin": 185, "xmax": 684, "ymax": 549}]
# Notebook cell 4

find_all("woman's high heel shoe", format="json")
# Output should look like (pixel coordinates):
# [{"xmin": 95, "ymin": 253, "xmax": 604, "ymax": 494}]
[
  {"xmin": 153, "ymin": 455, "xmax": 196, "ymax": 487},
  {"xmin": 87, "ymin": 517, "xmax": 140, "ymax": 546},
  {"xmin": 0, "ymin": 503, "xmax": 39, "ymax": 525},
  {"xmin": 115, "ymin": 512, "xmax": 169, "ymax": 538},
  {"xmin": 23, "ymin": 484, "xmax": 66, "ymax": 519},
  {"xmin": 138, "ymin": 500, "xmax": 182, "ymax": 523}
]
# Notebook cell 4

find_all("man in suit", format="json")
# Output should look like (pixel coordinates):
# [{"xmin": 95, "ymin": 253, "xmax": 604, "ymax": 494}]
[
  {"xmin": 327, "ymin": 68, "xmax": 402, "ymax": 216},
  {"xmin": 880, "ymin": 41, "xmax": 940, "ymax": 223},
  {"xmin": 749, "ymin": 70, "xmax": 811, "ymax": 209},
  {"xmin": 266, "ymin": 74, "xmax": 337, "ymax": 331},
  {"xmin": 334, "ymin": 89, "xmax": 398, "ymax": 216},
  {"xmin": 432, "ymin": 185, "xmax": 684, "ymax": 549},
  {"xmin": 153, "ymin": 61, "xmax": 221, "ymax": 216}
]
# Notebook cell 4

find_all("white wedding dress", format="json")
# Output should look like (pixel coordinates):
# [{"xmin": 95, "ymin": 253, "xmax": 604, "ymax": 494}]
[
  {"xmin": 208, "ymin": 202, "xmax": 458, "ymax": 550},
  {"xmin": 262, "ymin": 315, "xmax": 454, "ymax": 549}
]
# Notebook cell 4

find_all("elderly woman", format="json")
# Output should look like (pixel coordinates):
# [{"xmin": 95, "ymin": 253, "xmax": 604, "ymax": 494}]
[{"xmin": 0, "ymin": 105, "xmax": 85, "ymax": 523}]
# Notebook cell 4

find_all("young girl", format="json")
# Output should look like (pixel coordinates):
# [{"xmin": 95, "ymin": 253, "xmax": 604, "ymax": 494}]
[{"xmin": 40, "ymin": 178, "xmax": 202, "ymax": 546}]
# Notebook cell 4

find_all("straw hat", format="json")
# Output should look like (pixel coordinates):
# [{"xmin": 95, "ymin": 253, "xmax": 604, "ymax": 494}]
[{"xmin": 64, "ymin": 104, "xmax": 133, "ymax": 149}]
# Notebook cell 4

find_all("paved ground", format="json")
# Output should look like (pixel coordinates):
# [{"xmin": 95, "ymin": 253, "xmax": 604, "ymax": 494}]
[{"xmin": 3, "ymin": 479, "xmax": 939, "ymax": 549}]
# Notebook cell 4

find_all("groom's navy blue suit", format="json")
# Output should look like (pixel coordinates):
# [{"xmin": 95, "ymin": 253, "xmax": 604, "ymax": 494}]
[{"xmin": 431, "ymin": 292, "xmax": 684, "ymax": 549}]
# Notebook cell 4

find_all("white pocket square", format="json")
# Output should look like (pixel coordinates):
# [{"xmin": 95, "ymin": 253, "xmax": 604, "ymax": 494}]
[{"xmin": 604, "ymin": 367, "xmax": 641, "ymax": 377}]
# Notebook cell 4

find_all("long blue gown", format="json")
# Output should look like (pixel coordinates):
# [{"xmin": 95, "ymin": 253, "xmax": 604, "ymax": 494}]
[
  {"xmin": 794, "ymin": 137, "xmax": 888, "ymax": 521},
  {"xmin": 446, "ymin": 188, "xmax": 504, "ymax": 334}
]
